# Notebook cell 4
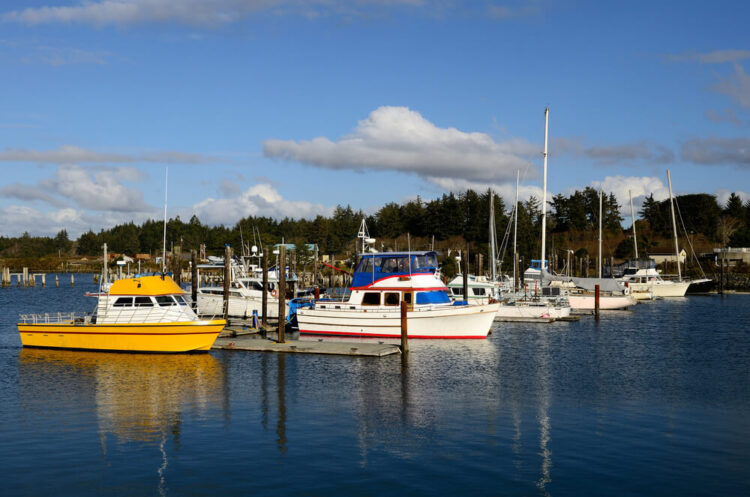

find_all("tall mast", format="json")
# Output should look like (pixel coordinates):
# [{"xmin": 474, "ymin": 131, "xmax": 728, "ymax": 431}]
[
  {"xmin": 629, "ymin": 189, "xmax": 639, "ymax": 260},
  {"xmin": 489, "ymin": 191, "xmax": 496, "ymax": 280},
  {"xmin": 162, "ymin": 166, "xmax": 168, "ymax": 273},
  {"xmin": 540, "ymin": 107, "xmax": 549, "ymax": 276},
  {"xmin": 513, "ymin": 169, "xmax": 519, "ymax": 292},
  {"xmin": 598, "ymin": 188, "xmax": 602, "ymax": 278},
  {"xmin": 667, "ymin": 170, "xmax": 682, "ymax": 281}
]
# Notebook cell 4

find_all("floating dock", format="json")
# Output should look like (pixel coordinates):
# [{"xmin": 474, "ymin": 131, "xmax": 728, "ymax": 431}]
[{"xmin": 212, "ymin": 336, "xmax": 401, "ymax": 357}]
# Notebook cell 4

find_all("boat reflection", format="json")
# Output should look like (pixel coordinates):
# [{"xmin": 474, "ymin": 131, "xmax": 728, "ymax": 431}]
[{"xmin": 19, "ymin": 348, "xmax": 225, "ymax": 444}]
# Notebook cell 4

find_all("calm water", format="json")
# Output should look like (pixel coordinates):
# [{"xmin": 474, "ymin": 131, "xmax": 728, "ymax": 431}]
[{"xmin": 1, "ymin": 275, "xmax": 749, "ymax": 496}]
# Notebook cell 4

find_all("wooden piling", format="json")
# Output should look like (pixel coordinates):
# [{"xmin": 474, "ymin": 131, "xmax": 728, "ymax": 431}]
[
  {"xmin": 71, "ymin": 274, "xmax": 74, "ymax": 286},
  {"xmin": 41, "ymin": 274, "xmax": 46, "ymax": 287},
  {"xmin": 400, "ymin": 300, "xmax": 409, "ymax": 354},
  {"xmin": 262, "ymin": 250, "xmax": 269, "ymax": 331},
  {"xmin": 594, "ymin": 284, "xmax": 600, "ymax": 319},
  {"xmin": 22, "ymin": 267, "xmax": 28, "ymax": 287},
  {"xmin": 56, "ymin": 275, "xmax": 59, "ymax": 287},
  {"xmin": 277, "ymin": 245, "xmax": 286, "ymax": 343},
  {"xmin": 223, "ymin": 245, "xmax": 231, "ymax": 320},
  {"xmin": 191, "ymin": 250, "xmax": 198, "ymax": 309}
]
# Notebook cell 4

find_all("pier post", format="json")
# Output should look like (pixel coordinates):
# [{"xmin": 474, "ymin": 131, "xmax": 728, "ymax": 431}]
[
  {"xmin": 71, "ymin": 274, "xmax": 74, "ymax": 286},
  {"xmin": 262, "ymin": 250, "xmax": 269, "ymax": 333},
  {"xmin": 41, "ymin": 274, "xmax": 46, "ymax": 287},
  {"xmin": 223, "ymin": 245, "xmax": 231, "ymax": 320},
  {"xmin": 719, "ymin": 249, "xmax": 724, "ymax": 294},
  {"xmin": 594, "ymin": 284, "xmax": 600, "ymax": 319},
  {"xmin": 56, "ymin": 275, "xmax": 59, "ymax": 287},
  {"xmin": 313, "ymin": 245, "xmax": 319, "ymax": 288},
  {"xmin": 277, "ymin": 245, "xmax": 286, "ymax": 343},
  {"xmin": 400, "ymin": 300, "xmax": 409, "ymax": 355},
  {"xmin": 22, "ymin": 267, "xmax": 28, "ymax": 287},
  {"xmin": 191, "ymin": 250, "xmax": 198, "ymax": 310}
]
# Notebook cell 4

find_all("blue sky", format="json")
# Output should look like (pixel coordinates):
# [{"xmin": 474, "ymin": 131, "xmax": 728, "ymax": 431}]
[{"xmin": 1, "ymin": 0, "xmax": 748, "ymax": 236}]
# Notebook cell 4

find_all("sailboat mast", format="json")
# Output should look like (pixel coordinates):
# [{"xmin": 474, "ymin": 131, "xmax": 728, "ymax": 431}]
[
  {"xmin": 513, "ymin": 169, "xmax": 519, "ymax": 291},
  {"xmin": 540, "ymin": 107, "xmax": 549, "ymax": 276},
  {"xmin": 667, "ymin": 170, "xmax": 682, "ymax": 281},
  {"xmin": 598, "ymin": 188, "xmax": 602, "ymax": 278},
  {"xmin": 162, "ymin": 166, "xmax": 168, "ymax": 274},
  {"xmin": 629, "ymin": 190, "xmax": 638, "ymax": 260},
  {"xmin": 489, "ymin": 192, "xmax": 496, "ymax": 281}
]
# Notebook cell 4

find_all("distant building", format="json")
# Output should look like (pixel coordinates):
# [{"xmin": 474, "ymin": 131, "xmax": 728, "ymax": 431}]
[
  {"xmin": 135, "ymin": 253, "xmax": 151, "ymax": 261},
  {"xmin": 648, "ymin": 249, "xmax": 686, "ymax": 265},
  {"xmin": 713, "ymin": 247, "xmax": 750, "ymax": 266}
]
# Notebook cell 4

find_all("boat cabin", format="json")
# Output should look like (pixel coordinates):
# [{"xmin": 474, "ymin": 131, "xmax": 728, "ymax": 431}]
[{"xmin": 95, "ymin": 275, "xmax": 198, "ymax": 324}]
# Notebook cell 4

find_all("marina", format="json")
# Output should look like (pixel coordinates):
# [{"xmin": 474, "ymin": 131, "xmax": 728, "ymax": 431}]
[{"xmin": 1, "ymin": 276, "xmax": 748, "ymax": 496}]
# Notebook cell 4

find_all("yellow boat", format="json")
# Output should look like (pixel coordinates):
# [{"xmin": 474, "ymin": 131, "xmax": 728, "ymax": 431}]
[{"xmin": 17, "ymin": 275, "xmax": 226, "ymax": 353}]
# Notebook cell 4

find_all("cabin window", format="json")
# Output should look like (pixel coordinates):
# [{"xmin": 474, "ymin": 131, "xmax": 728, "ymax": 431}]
[
  {"xmin": 249, "ymin": 281, "xmax": 264, "ymax": 291},
  {"xmin": 417, "ymin": 291, "xmax": 451, "ymax": 305},
  {"xmin": 134, "ymin": 296, "xmax": 154, "ymax": 307},
  {"xmin": 452, "ymin": 288, "xmax": 463, "ymax": 296},
  {"xmin": 379, "ymin": 257, "xmax": 408, "ymax": 273},
  {"xmin": 384, "ymin": 292, "xmax": 400, "ymax": 306},
  {"xmin": 113, "ymin": 297, "xmax": 133, "ymax": 307},
  {"xmin": 176, "ymin": 296, "xmax": 189, "ymax": 306},
  {"xmin": 362, "ymin": 292, "xmax": 381, "ymax": 306},
  {"xmin": 473, "ymin": 288, "xmax": 486, "ymax": 296},
  {"xmin": 403, "ymin": 292, "xmax": 413, "ymax": 304},
  {"xmin": 413, "ymin": 254, "xmax": 438, "ymax": 269},
  {"xmin": 357, "ymin": 258, "xmax": 374, "ymax": 273},
  {"xmin": 156, "ymin": 296, "xmax": 176, "ymax": 307}
]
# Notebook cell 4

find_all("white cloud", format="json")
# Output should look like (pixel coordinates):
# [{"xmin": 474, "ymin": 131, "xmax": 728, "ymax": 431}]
[
  {"xmin": 191, "ymin": 183, "xmax": 333, "ymax": 225},
  {"xmin": 424, "ymin": 176, "xmax": 546, "ymax": 209},
  {"xmin": 587, "ymin": 175, "xmax": 670, "ymax": 215},
  {"xmin": 2, "ymin": 0, "xmax": 426, "ymax": 27},
  {"xmin": 715, "ymin": 189, "xmax": 750, "ymax": 206},
  {"xmin": 0, "ymin": 205, "xmax": 86, "ymax": 236},
  {"xmin": 263, "ymin": 106, "xmax": 538, "ymax": 184},
  {"xmin": 0, "ymin": 145, "xmax": 223, "ymax": 164}
]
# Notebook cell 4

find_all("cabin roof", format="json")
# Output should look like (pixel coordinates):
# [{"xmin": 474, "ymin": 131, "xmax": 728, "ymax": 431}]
[{"xmin": 109, "ymin": 275, "xmax": 186, "ymax": 296}]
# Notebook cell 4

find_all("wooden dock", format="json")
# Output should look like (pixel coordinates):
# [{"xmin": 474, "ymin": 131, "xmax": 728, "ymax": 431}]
[{"xmin": 212, "ymin": 336, "xmax": 401, "ymax": 357}]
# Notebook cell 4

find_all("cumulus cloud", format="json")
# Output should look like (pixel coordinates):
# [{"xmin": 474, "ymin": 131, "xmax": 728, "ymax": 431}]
[
  {"xmin": 681, "ymin": 136, "xmax": 750, "ymax": 167},
  {"xmin": 715, "ymin": 189, "xmax": 750, "ymax": 206},
  {"xmin": 555, "ymin": 137, "xmax": 674, "ymax": 166},
  {"xmin": 424, "ymin": 176, "xmax": 546, "ymax": 209},
  {"xmin": 263, "ymin": 106, "xmax": 538, "ymax": 184},
  {"xmin": 191, "ymin": 183, "xmax": 333, "ymax": 225},
  {"xmin": 0, "ymin": 144, "xmax": 222, "ymax": 164},
  {"xmin": 2, "ymin": 0, "xmax": 426, "ymax": 27},
  {"xmin": 587, "ymin": 175, "xmax": 670, "ymax": 214},
  {"xmin": 0, "ymin": 183, "xmax": 69, "ymax": 207},
  {"xmin": 0, "ymin": 205, "xmax": 87, "ymax": 236},
  {"xmin": 667, "ymin": 50, "xmax": 750, "ymax": 64}
]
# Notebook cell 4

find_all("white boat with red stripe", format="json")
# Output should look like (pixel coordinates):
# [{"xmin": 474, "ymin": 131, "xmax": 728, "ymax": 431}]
[{"xmin": 296, "ymin": 251, "xmax": 499, "ymax": 339}]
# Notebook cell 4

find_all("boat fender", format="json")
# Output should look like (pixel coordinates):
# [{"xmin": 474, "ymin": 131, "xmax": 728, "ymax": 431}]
[{"xmin": 271, "ymin": 289, "xmax": 278, "ymax": 297}]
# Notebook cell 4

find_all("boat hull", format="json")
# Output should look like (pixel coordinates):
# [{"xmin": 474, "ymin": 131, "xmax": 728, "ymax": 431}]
[
  {"xmin": 626, "ymin": 281, "xmax": 690, "ymax": 298},
  {"xmin": 567, "ymin": 294, "xmax": 636, "ymax": 310},
  {"xmin": 495, "ymin": 303, "xmax": 570, "ymax": 320},
  {"xmin": 17, "ymin": 320, "xmax": 226, "ymax": 353},
  {"xmin": 297, "ymin": 303, "xmax": 499, "ymax": 339}
]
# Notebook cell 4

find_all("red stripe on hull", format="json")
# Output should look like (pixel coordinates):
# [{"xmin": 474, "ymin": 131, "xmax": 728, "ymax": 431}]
[
  {"xmin": 18, "ymin": 330, "xmax": 220, "ymax": 336},
  {"xmin": 299, "ymin": 329, "xmax": 486, "ymax": 339}
]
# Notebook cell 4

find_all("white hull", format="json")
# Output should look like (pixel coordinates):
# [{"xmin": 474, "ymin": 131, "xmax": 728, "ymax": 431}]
[
  {"xmin": 197, "ymin": 293, "xmax": 286, "ymax": 320},
  {"xmin": 297, "ymin": 303, "xmax": 499, "ymax": 339},
  {"xmin": 568, "ymin": 294, "xmax": 636, "ymax": 310},
  {"xmin": 626, "ymin": 281, "xmax": 690, "ymax": 298},
  {"xmin": 495, "ymin": 302, "xmax": 570, "ymax": 320}
]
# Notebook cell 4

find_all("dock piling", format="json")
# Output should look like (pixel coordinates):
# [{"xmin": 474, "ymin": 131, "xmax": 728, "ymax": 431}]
[
  {"xmin": 277, "ymin": 245, "xmax": 287, "ymax": 343},
  {"xmin": 262, "ymin": 250, "xmax": 268, "ymax": 334},
  {"xmin": 56, "ymin": 275, "xmax": 59, "ymax": 287},
  {"xmin": 400, "ymin": 300, "xmax": 409, "ymax": 355},
  {"xmin": 191, "ymin": 250, "xmax": 198, "ymax": 309},
  {"xmin": 462, "ymin": 249, "xmax": 469, "ymax": 303},
  {"xmin": 223, "ymin": 245, "xmax": 231, "ymax": 320},
  {"xmin": 594, "ymin": 284, "xmax": 600, "ymax": 319}
]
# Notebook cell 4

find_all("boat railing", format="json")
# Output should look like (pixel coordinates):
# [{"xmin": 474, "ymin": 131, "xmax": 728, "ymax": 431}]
[{"xmin": 19, "ymin": 312, "xmax": 94, "ymax": 325}]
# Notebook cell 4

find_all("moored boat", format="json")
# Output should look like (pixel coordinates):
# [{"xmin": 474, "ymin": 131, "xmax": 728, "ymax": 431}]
[
  {"xmin": 296, "ymin": 251, "xmax": 499, "ymax": 339},
  {"xmin": 17, "ymin": 275, "xmax": 226, "ymax": 353}
]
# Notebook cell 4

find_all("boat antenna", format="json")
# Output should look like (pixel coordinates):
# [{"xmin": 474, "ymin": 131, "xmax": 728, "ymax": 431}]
[
  {"xmin": 489, "ymin": 190, "xmax": 497, "ymax": 281},
  {"xmin": 514, "ymin": 169, "xmax": 519, "ymax": 292},
  {"xmin": 598, "ymin": 187, "xmax": 602, "ymax": 278},
  {"xmin": 540, "ymin": 107, "xmax": 549, "ymax": 280},
  {"xmin": 162, "ymin": 165, "xmax": 168, "ymax": 275}
]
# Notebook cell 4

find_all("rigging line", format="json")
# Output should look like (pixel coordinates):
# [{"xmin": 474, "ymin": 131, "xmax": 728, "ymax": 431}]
[{"xmin": 673, "ymin": 197, "xmax": 707, "ymax": 279}]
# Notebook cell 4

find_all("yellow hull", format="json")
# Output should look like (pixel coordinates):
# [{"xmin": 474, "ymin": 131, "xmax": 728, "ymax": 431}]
[{"xmin": 17, "ymin": 319, "xmax": 226, "ymax": 353}]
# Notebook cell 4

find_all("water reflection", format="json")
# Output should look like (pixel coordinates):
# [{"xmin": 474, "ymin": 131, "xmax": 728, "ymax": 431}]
[{"xmin": 18, "ymin": 348, "xmax": 225, "ymax": 444}]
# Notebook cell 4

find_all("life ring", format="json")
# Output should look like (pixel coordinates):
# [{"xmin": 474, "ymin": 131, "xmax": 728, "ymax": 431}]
[{"xmin": 271, "ymin": 289, "xmax": 278, "ymax": 297}]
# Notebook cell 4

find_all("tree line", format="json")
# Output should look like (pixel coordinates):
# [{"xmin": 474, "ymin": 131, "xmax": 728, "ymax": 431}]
[{"xmin": 2, "ymin": 189, "xmax": 749, "ymax": 266}]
